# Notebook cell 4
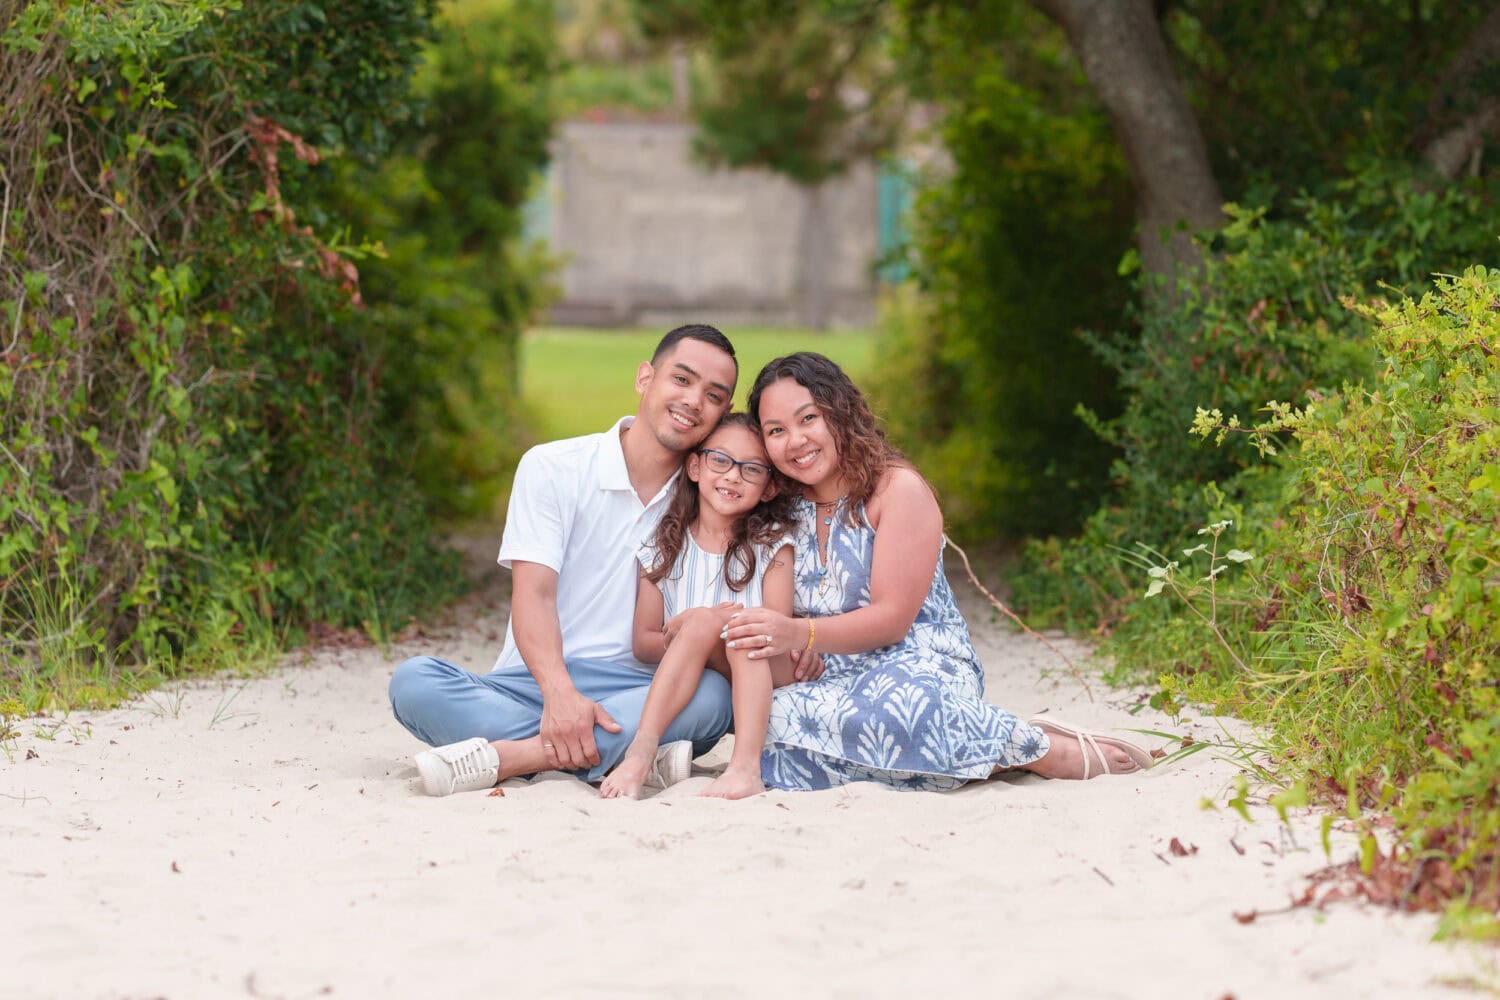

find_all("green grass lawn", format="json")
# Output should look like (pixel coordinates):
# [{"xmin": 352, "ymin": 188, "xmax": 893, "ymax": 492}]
[{"xmin": 520, "ymin": 326, "xmax": 877, "ymax": 442}]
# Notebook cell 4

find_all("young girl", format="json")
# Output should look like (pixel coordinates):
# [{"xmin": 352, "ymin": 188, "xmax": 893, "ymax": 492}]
[{"xmin": 599, "ymin": 413, "xmax": 799, "ymax": 800}]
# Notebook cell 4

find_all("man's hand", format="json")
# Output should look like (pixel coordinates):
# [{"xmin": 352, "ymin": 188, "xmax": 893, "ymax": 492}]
[
  {"xmin": 540, "ymin": 688, "xmax": 621, "ymax": 771},
  {"xmin": 788, "ymin": 648, "xmax": 826, "ymax": 682}
]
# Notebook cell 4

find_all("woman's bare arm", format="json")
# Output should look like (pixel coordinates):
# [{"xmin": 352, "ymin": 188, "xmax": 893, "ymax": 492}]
[{"xmin": 723, "ymin": 467, "xmax": 940, "ymax": 658}]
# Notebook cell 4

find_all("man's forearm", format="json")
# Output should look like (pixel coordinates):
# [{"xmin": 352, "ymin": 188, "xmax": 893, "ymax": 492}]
[
  {"xmin": 509, "ymin": 569, "xmax": 576, "ymax": 700},
  {"xmin": 514, "ymin": 616, "xmax": 574, "ymax": 698}
]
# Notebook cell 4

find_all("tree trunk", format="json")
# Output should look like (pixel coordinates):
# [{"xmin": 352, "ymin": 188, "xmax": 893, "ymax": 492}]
[
  {"xmin": 1032, "ymin": 0, "xmax": 1223, "ymax": 294},
  {"xmin": 1419, "ymin": 3, "xmax": 1500, "ymax": 180}
]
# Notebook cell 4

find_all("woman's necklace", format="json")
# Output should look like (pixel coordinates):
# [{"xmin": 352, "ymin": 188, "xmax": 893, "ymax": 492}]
[{"xmin": 813, "ymin": 496, "xmax": 845, "ymax": 596}]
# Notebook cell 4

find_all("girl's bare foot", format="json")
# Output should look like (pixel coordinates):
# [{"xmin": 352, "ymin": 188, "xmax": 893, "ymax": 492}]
[
  {"xmin": 599, "ymin": 746, "xmax": 654, "ymax": 799},
  {"xmin": 701, "ymin": 765, "xmax": 766, "ymax": 799}
]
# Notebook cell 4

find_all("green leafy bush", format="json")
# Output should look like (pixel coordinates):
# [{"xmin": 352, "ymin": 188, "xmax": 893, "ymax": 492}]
[
  {"xmin": 337, "ymin": 0, "xmax": 561, "ymax": 517},
  {"xmin": 1112, "ymin": 267, "xmax": 1500, "ymax": 910},
  {"xmin": 1009, "ymin": 166, "xmax": 1496, "ymax": 626},
  {"xmin": 868, "ymin": 2, "xmax": 1131, "ymax": 538},
  {"xmin": 0, "ymin": 0, "xmax": 553, "ymax": 706}
]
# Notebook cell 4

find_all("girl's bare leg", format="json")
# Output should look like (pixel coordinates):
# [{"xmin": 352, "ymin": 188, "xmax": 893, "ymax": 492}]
[
  {"xmin": 701, "ymin": 648, "xmax": 793, "ymax": 799},
  {"xmin": 600, "ymin": 616, "xmax": 721, "ymax": 799}
]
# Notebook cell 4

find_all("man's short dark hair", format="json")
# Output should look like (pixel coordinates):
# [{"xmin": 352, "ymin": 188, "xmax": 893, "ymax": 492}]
[{"xmin": 652, "ymin": 323, "xmax": 736, "ymax": 369}]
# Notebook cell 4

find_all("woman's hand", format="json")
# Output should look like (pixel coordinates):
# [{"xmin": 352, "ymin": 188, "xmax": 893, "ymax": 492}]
[{"xmin": 721, "ymin": 608, "xmax": 809, "ymax": 660}]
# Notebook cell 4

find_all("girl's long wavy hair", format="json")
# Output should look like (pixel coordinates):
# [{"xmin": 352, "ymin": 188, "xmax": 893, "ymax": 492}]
[
  {"xmin": 748, "ymin": 351, "xmax": 908, "ymax": 522},
  {"xmin": 645, "ymin": 413, "xmax": 797, "ymax": 592}
]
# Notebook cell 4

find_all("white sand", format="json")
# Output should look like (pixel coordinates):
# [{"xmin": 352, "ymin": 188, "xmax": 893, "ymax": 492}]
[{"xmin": 5, "ymin": 565, "xmax": 1490, "ymax": 999}]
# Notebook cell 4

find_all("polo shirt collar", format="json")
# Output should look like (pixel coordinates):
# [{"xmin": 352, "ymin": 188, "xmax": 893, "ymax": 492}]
[
  {"xmin": 596, "ymin": 415, "xmax": 635, "ymax": 491},
  {"xmin": 597, "ymin": 415, "xmax": 682, "ymax": 503}
]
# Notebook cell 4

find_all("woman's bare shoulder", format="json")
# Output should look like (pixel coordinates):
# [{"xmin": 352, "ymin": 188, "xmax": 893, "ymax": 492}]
[{"xmin": 867, "ymin": 464, "xmax": 939, "ymax": 523}]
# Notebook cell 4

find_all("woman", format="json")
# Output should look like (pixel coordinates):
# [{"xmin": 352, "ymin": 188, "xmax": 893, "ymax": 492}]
[{"xmin": 720, "ymin": 352, "xmax": 1152, "ymax": 790}]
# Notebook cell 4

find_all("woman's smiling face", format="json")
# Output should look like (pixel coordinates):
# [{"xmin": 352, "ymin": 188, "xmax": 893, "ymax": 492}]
[{"xmin": 755, "ymin": 377, "xmax": 841, "ymax": 497}]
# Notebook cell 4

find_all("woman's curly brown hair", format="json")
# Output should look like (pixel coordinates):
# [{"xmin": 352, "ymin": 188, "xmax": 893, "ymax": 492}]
[
  {"xmin": 644, "ymin": 413, "xmax": 797, "ymax": 592},
  {"xmin": 748, "ymin": 352, "xmax": 907, "ymax": 523}
]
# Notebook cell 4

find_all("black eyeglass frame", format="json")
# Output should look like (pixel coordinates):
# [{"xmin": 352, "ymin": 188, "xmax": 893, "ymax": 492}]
[{"xmin": 696, "ymin": 448, "xmax": 771, "ymax": 484}]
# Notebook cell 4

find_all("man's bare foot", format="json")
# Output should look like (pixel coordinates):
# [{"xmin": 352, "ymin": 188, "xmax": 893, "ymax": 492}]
[
  {"xmin": 1018, "ymin": 719, "xmax": 1151, "ymax": 780},
  {"xmin": 700, "ymin": 765, "xmax": 765, "ymax": 799},
  {"xmin": 599, "ymin": 748, "xmax": 653, "ymax": 799}
]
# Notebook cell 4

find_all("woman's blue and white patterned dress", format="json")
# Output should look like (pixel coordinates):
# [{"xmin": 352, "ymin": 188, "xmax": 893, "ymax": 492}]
[{"xmin": 760, "ymin": 497, "xmax": 1049, "ymax": 791}]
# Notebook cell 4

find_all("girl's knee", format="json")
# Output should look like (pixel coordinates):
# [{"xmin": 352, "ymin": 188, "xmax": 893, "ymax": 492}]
[{"xmin": 676, "ymin": 615, "xmax": 724, "ymax": 647}]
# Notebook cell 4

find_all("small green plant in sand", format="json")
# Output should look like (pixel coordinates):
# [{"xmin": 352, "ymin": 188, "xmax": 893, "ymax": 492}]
[{"xmin": 1139, "ymin": 518, "xmax": 1257, "ymax": 674}]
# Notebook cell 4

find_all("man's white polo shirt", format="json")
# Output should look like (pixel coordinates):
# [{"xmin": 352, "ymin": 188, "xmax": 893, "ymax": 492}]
[{"xmin": 493, "ymin": 415, "xmax": 679, "ymax": 673}]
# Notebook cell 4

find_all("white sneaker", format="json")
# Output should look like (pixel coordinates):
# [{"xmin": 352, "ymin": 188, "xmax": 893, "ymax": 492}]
[
  {"xmin": 643, "ymin": 740, "xmax": 693, "ymax": 790},
  {"xmin": 414, "ymin": 737, "xmax": 499, "ymax": 796}
]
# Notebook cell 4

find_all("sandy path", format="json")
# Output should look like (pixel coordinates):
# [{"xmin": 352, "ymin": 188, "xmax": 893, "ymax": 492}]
[{"xmin": 4, "ymin": 564, "xmax": 1488, "ymax": 999}]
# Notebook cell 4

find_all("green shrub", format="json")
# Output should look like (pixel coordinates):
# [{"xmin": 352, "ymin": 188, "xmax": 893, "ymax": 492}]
[
  {"xmin": 0, "ymin": 0, "xmax": 541, "ymax": 706},
  {"xmin": 1118, "ymin": 267, "xmax": 1500, "ymax": 908},
  {"xmin": 1009, "ymin": 166, "xmax": 1496, "ymax": 626},
  {"xmin": 880, "ymin": 1, "xmax": 1131, "ymax": 539},
  {"xmin": 1254, "ymin": 268, "xmax": 1499, "ymax": 784},
  {"xmin": 336, "ymin": 0, "xmax": 561, "ymax": 518}
]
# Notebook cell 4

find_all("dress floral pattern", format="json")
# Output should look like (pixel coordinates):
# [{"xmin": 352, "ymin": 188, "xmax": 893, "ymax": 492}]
[{"xmin": 761, "ymin": 497, "xmax": 1048, "ymax": 791}]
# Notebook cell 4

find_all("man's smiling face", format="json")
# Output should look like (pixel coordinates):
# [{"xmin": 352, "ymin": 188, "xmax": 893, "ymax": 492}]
[{"xmin": 634, "ymin": 337, "xmax": 738, "ymax": 454}]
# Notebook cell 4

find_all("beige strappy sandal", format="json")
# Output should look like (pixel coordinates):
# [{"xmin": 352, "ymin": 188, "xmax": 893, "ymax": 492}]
[{"xmin": 1026, "ymin": 715, "xmax": 1154, "ymax": 779}]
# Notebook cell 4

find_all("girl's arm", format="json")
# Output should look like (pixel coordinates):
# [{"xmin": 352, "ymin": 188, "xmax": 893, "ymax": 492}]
[
  {"xmin": 632, "ymin": 566, "xmax": 668, "ymax": 664},
  {"xmin": 759, "ymin": 544, "xmax": 800, "ymax": 687},
  {"xmin": 724, "ymin": 466, "xmax": 940, "ymax": 659},
  {"xmin": 761, "ymin": 543, "xmax": 795, "ymax": 616}
]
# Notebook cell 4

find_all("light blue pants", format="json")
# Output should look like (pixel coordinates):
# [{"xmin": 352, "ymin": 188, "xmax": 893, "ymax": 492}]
[{"xmin": 388, "ymin": 655, "xmax": 734, "ymax": 783}]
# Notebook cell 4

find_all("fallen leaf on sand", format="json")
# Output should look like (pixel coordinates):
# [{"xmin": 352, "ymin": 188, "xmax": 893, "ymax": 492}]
[
  {"xmin": 171, "ymin": 861, "xmax": 181, "ymax": 873},
  {"xmin": 1169, "ymin": 837, "xmax": 1199, "ymax": 857},
  {"xmin": 487, "ymin": 787, "xmax": 505, "ymax": 797}
]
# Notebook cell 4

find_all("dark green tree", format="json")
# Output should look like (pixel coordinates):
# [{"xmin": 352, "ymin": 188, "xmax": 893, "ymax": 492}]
[{"xmin": 631, "ymin": 0, "xmax": 1500, "ymax": 539}]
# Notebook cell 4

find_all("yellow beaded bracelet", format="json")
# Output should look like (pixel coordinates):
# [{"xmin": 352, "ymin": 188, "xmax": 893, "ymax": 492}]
[{"xmin": 804, "ymin": 617, "xmax": 815, "ymax": 651}]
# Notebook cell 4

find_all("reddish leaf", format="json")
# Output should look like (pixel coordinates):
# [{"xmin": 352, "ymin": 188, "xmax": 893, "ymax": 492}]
[{"xmin": 1169, "ymin": 837, "xmax": 1198, "ymax": 857}]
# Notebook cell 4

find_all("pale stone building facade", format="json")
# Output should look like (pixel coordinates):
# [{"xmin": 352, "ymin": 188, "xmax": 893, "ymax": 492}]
[{"xmin": 538, "ymin": 120, "xmax": 880, "ymax": 329}]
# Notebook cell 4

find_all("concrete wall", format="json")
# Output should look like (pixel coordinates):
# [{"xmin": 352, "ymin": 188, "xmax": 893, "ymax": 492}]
[{"xmin": 543, "ymin": 120, "xmax": 877, "ymax": 329}]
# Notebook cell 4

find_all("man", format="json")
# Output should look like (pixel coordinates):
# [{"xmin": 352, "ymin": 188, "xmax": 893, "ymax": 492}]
[{"xmin": 389, "ymin": 324, "xmax": 739, "ymax": 795}]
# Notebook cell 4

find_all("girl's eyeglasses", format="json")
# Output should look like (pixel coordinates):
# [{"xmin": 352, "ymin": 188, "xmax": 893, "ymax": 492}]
[{"xmin": 697, "ymin": 448, "xmax": 771, "ymax": 484}]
